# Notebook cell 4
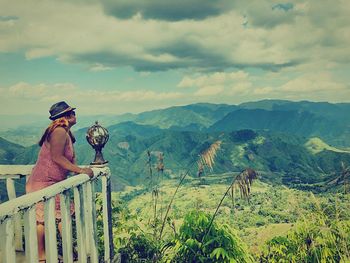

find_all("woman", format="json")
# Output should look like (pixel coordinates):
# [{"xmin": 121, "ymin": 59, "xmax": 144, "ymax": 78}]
[{"xmin": 26, "ymin": 101, "xmax": 93, "ymax": 262}]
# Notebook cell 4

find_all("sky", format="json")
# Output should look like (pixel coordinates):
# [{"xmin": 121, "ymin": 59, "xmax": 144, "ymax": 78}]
[{"xmin": 0, "ymin": 0, "xmax": 350, "ymax": 116}]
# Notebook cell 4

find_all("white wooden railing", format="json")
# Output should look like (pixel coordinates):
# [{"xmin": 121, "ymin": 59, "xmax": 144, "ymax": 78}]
[{"xmin": 0, "ymin": 165, "xmax": 114, "ymax": 263}]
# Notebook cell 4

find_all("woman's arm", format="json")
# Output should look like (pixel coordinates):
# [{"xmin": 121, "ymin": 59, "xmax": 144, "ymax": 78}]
[{"xmin": 50, "ymin": 127, "xmax": 93, "ymax": 177}]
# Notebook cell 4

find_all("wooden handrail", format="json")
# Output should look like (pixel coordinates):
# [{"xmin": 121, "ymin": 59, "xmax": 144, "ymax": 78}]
[
  {"xmin": 0, "ymin": 167, "xmax": 109, "ymax": 222},
  {"xmin": 0, "ymin": 165, "xmax": 114, "ymax": 263}
]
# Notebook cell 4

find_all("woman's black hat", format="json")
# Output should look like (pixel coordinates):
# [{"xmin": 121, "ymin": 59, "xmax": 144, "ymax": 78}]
[{"xmin": 49, "ymin": 101, "xmax": 76, "ymax": 120}]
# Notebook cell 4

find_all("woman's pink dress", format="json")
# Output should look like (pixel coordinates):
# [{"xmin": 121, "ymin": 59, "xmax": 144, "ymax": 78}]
[{"xmin": 26, "ymin": 135, "xmax": 75, "ymax": 223}]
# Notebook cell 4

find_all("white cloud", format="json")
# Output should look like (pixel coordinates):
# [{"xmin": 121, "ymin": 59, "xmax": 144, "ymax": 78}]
[
  {"xmin": 0, "ymin": 81, "xmax": 186, "ymax": 114},
  {"xmin": 178, "ymin": 70, "xmax": 252, "ymax": 97},
  {"xmin": 0, "ymin": 0, "xmax": 349, "ymax": 112},
  {"xmin": 280, "ymin": 72, "xmax": 347, "ymax": 93},
  {"xmin": 194, "ymin": 85, "xmax": 224, "ymax": 96},
  {"xmin": 0, "ymin": 0, "xmax": 349, "ymax": 72},
  {"xmin": 89, "ymin": 63, "xmax": 114, "ymax": 72},
  {"xmin": 230, "ymin": 82, "xmax": 252, "ymax": 95},
  {"xmin": 253, "ymin": 86, "xmax": 273, "ymax": 95},
  {"xmin": 178, "ymin": 71, "xmax": 249, "ymax": 88},
  {"xmin": 6, "ymin": 82, "xmax": 77, "ymax": 99}
]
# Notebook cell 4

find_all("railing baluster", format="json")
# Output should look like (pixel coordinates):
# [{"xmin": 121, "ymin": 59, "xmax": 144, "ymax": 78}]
[
  {"xmin": 60, "ymin": 191, "xmax": 73, "ymax": 263},
  {"xmin": 82, "ymin": 182, "xmax": 91, "ymax": 256},
  {"xmin": 0, "ymin": 218, "xmax": 16, "ymax": 263},
  {"xmin": 44, "ymin": 198, "xmax": 58, "ymax": 262},
  {"xmin": 23, "ymin": 207, "xmax": 39, "ymax": 262},
  {"xmin": 87, "ymin": 181, "xmax": 99, "ymax": 263},
  {"xmin": 102, "ymin": 175, "xmax": 114, "ymax": 262},
  {"xmin": 6, "ymin": 178, "xmax": 24, "ymax": 251},
  {"xmin": 74, "ymin": 185, "xmax": 87, "ymax": 263}
]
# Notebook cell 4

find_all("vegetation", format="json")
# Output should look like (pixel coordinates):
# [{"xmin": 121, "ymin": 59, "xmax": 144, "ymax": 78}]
[
  {"xmin": 2, "ymin": 100, "xmax": 350, "ymax": 261},
  {"xmin": 92, "ymin": 138, "xmax": 350, "ymax": 262},
  {"xmin": 260, "ymin": 200, "xmax": 350, "ymax": 262},
  {"xmin": 171, "ymin": 211, "xmax": 253, "ymax": 262},
  {"xmin": 96, "ymin": 182, "xmax": 350, "ymax": 262}
]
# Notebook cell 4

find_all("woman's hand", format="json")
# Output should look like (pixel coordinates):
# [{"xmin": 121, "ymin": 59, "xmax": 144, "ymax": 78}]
[{"xmin": 79, "ymin": 167, "xmax": 94, "ymax": 178}]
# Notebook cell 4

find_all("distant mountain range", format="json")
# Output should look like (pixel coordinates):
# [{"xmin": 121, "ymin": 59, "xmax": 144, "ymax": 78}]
[{"xmin": 1, "ymin": 100, "xmax": 349, "ymax": 192}]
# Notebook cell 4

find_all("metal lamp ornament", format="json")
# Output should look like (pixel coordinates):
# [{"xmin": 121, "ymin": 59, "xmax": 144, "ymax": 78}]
[{"xmin": 86, "ymin": 121, "xmax": 109, "ymax": 165}]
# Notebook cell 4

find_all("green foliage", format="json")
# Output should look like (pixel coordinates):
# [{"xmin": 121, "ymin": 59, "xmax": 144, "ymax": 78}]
[
  {"xmin": 171, "ymin": 211, "xmax": 253, "ymax": 263},
  {"xmin": 119, "ymin": 232, "xmax": 160, "ymax": 262},
  {"xmin": 260, "ymin": 212, "xmax": 350, "ymax": 262}
]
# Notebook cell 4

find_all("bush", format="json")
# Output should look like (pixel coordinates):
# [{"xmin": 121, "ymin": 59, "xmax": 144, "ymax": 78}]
[
  {"xmin": 171, "ymin": 210, "xmax": 253, "ymax": 262},
  {"xmin": 260, "ymin": 213, "xmax": 350, "ymax": 262},
  {"xmin": 119, "ymin": 232, "xmax": 160, "ymax": 262}
]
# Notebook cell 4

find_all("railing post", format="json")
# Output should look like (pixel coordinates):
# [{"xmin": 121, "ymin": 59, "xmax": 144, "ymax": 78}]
[
  {"xmin": 0, "ymin": 218, "xmax": 16, "ymax": 263},
  {"xmin": 102, "ymin": 171, "xmax": 114, "ymax": 262},
  {"xmin": 60, "ymin": 191, "xmax": 73, "ymax": 263},
  {"xmin": 23, "ymin": 207, "xmax": 39, "ymax": 262},
  {"xmin": 84, "ymin": 180, "xmax": 99, "ymax": 263},
  {"xmin": 87, "ymin": 180, "xmax": 99, "ymax": 262},
  {"xmin": 6, "ymin": 178, "xmax": 23, "ymax": 251},
  {"xmin": 44, "ymin": 198, "xmax": 58, "ymax": 262},
  {"xmin": 74, "ymin": 185, "xmax": 87, "ymax": 262},
  {"xmin": 82, "ymin": 182, "xmax": 92, "ymax": 256}
]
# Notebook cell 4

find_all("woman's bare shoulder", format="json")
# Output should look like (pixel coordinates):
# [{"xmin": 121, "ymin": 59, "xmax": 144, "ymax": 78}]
[{"xmin": 50, "ymin": 127, "xmax": 69, "ymax": 139}]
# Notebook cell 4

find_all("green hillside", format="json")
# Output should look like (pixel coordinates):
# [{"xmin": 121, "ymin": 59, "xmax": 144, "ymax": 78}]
[
  {"xmin": 2, "ymin": 100, "xmax": 350, "ymax": 148},
  {"xmin": 209, "ymin": 108, "xmax": 349, "ymax": 147},
  {"xmin": 9, "ymin": 121, "xmax": 350, "ymax": 191},
  {"xmin": 0, "ymin": 136, "xmax": 25, "ymax": 164},
  {"xmin": 305, "ymin": 137, "xmax": 350, "ymax": 154},
  {"xmin": 90, "ymin": 124, "xmax": 347, "ymax": 190}
]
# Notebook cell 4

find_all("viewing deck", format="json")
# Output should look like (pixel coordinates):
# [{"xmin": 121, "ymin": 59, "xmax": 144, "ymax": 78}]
[{"xmin": 0, "ymin": 165, "xmax": 115, "ymax": 263}]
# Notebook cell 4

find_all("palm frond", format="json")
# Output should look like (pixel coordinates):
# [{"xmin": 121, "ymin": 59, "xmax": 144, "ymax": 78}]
[
  {"xmin": 157, "ymin": 152, "xmax": 164, "ymax": 173},
  {"xmin": 236, "ymin": 168, "xmax": 258, "ymax": 199},
  {"xmin": 198, "ymin": 140, "xmax": 222, "ymax": 171}
]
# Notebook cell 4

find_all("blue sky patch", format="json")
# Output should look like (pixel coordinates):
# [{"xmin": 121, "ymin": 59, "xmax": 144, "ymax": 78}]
[{"xmin": 272, "ymin": 3, "xmax": 294, "ymax": 12}]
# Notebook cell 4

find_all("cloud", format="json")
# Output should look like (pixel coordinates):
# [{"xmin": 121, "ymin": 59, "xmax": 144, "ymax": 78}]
[
  {"xmin": 253, "ymin": 86, "xmax": 274, "ymax": 95},
  {"xmin": 0, "ymin": 81, "xmax": 185, "ymax": 114},
  {"xmin": 230, "ymin": 82, "xmax": 252, "ymax": 95},
  {"xmin": 89, "ymin": 63, "xmax": 114, "ymax": 72},
  {"xmin": 102, "ymin": 0, "xmax": 235, "ymax": 21},
  {"xmin": 6, "ymin": 82, "xmax": 77, "ymax": 99},
  {"xmin": 280, "ymin": 72, "xmax": 348, "ymax": 93},
  {"xmin": 0, "ymin": 0, "xmax": 349, "ymax": 75},
  {"xmin": 232, "ymin": 1, "xmax": 300, "ymax": 29},
  {"xmin": 178, "ymin": 70, "xmax": 253, "ymax": 97},
  {"xmin": 1, "ymin": 82, "xmax": 183, "ymax": 102},
  {"xmin": 194, "ymin": 85, "xmax": 224, "ymax": 96},
  {"xmin": 178, "ymin": 71, "xmax": 249, "ymax": 88}
]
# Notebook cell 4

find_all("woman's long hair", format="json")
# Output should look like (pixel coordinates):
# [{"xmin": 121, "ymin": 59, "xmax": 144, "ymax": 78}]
[{"xmin": 38, "ymin": 117, "xmax": 76, "ymax": 146}]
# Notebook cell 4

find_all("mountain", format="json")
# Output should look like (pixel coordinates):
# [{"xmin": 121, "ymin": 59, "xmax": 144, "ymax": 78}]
[
  {"xmin": 69, "ymin": 122, "xmax": 350, "ymax": 189},
  {"xmin": 0, "ymin": 113, "xmax": 137, "ymax": 147},
  {"xmin": 0, "ymin": 103, "xmax": 236, "ymax": 146},
  {"xmin": 209, "ymin": 108, "xmax": 349, "ymax": 147},
  {"xmin": 239, "ymin": 99, "xmax": 350, "ymax": 125},
  {"xmin": 132, "ymin": 103, "xmax": 237, "ymax": 129},
  {"xmin": 0, "ymin": 137, "xmax": 26, "ymax": 164},
  {"xmin": 4, "ymin": 117, "xmax": 350, "ymax": 192},
  {"xmin": 0, "ymin": 137, "xmax": 27, "ymax": 202},
  {"xmin": 2, "ymin": 100, "xmax": 350, "ymax": 192},
  {"xmin": 2, "ymin": 101, "xmax": 350, "ymax": 147}
]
